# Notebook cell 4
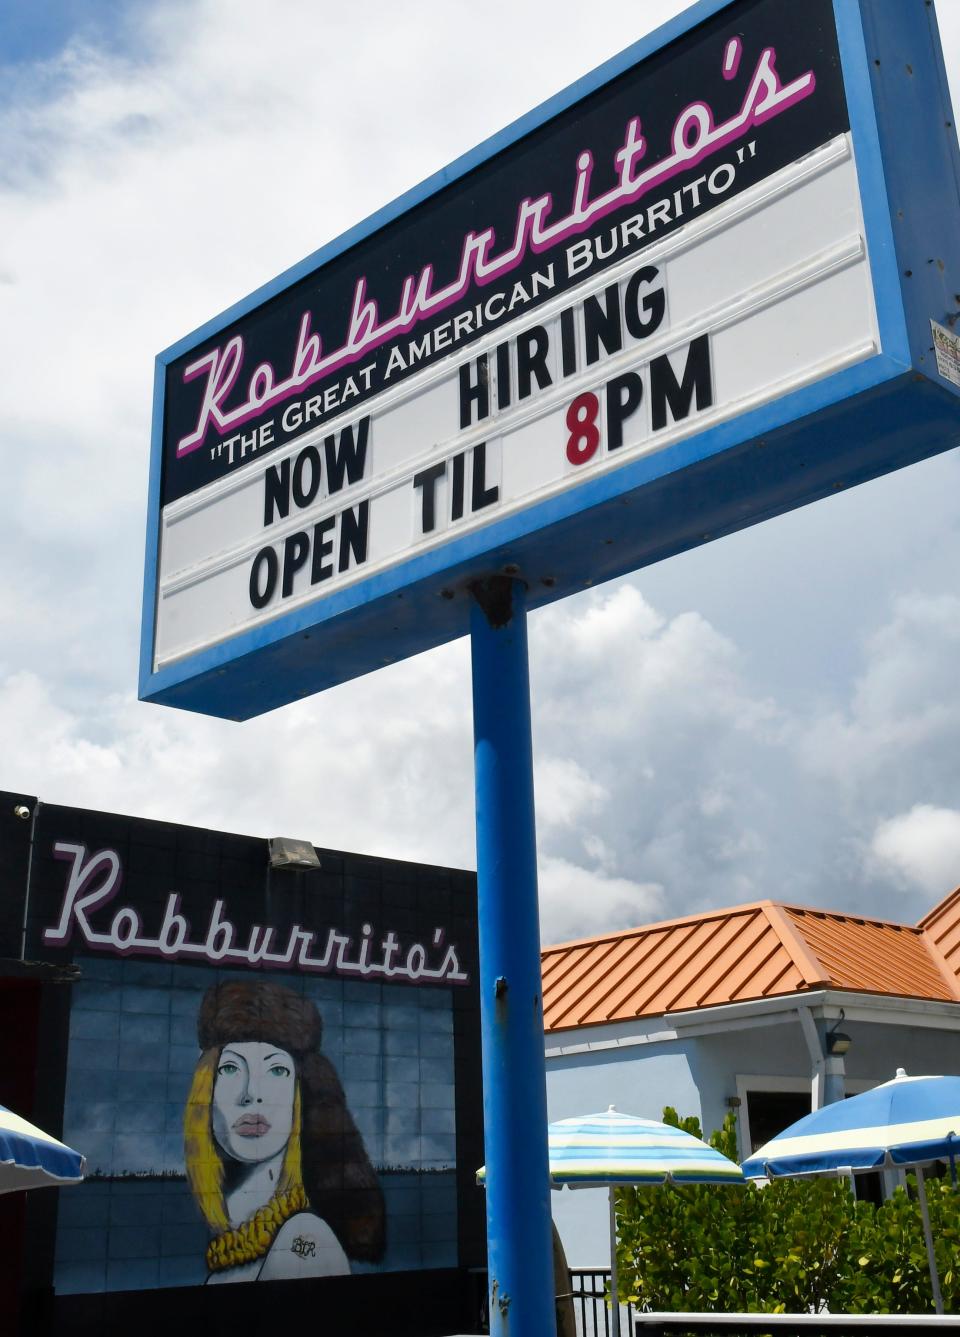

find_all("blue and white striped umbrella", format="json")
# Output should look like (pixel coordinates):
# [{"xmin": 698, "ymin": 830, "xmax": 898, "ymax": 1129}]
[
  {"xmin": 0, "ymin": 1103, "xmax": 85, "ymax": 1194},
  {"xmin": 546, "ymin": 1106, "xmax": 745, "ymax": 1187},
  {"xmin": 478, "ymin": 1106, "xmax": 741, "ymax": 1337},
  {"xmin": 741, "ymin": 1069, "xmax": 960, "ymax": 1315},
  {"xmin": 741, "ymin": 1069, "xmax": 960, "ymax": 1179}
]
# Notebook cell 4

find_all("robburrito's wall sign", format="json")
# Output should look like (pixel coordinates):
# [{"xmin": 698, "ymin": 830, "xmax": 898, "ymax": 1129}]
[{"xmin": 141, "ymin": 0, "xmax": 960, "ymax": 720}]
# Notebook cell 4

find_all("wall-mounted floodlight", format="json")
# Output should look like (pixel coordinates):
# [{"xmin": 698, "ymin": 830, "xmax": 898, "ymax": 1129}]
[{"xmin": 268, "ymin": 838, "xmax": 321, "ymax": 870}]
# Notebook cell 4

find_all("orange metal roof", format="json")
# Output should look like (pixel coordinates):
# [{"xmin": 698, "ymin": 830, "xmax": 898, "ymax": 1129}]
[
  {"xmin": 541, "ymin": 895, "xmax": 960, "ymax": 1033},
  {"xmin": 919, "ymin": 888, "xmax": 960, "ymax": 988}
]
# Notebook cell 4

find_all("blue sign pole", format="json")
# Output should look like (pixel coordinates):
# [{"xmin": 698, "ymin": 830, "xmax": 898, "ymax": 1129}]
[{"xmin": 470, "ymin": 576, "xmax": 556, "ymax": 1337}]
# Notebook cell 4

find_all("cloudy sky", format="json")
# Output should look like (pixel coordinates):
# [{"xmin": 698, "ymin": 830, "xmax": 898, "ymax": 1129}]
[{"xmin": 3, "ymin": 0, "xmax": 960, "ymax": 945}]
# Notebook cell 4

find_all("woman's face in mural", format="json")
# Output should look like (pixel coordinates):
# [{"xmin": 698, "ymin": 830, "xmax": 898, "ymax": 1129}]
[{"xmin": 211, "ymin": 1042, "xmax": 297, "ymax": 1164}]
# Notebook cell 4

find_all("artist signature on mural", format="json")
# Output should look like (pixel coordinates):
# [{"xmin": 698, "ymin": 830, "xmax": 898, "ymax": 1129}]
[
  {"xmin": 291, "ymin": 1236, "xmax": 317, "ymax": 1260},
  {"xmin": 42, "ymin": 842, "xmax": 469, "ymax": 985}
]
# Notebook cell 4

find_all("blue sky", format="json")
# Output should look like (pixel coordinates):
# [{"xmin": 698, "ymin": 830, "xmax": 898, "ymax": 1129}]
[
  {"xmin": 0, "ymin": 0, "xmax": 151, "ymax": 71},
  {"xmin": 3, "ymin": 0, "xmax": 960, "ymax": 943}
]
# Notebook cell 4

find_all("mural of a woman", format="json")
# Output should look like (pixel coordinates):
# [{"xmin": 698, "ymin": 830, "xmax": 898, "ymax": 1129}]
[{"xmin": 184, "ymin": 979, "xmax": 385, "ymax": 1283}]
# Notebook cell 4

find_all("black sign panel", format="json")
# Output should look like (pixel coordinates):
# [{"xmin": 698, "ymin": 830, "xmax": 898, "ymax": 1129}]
[{"xmin": 161, "ymin": 0, "xmax": 847, "ymax": 506}]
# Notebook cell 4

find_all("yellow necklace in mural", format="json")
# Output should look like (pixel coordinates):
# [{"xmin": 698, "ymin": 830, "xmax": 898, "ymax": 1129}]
[{"xmin": 206, "ymin": 1183, "xmax": 308, "ymax": 1272}]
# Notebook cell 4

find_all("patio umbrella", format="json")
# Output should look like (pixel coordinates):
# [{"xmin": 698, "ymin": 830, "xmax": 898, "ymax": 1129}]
[
  {"xmin": 0, "ymin": 1103, "xmax": 85, "ymax": 1193},
  {"xmin": 480, "ymin": 1105, "xmax": 744, "ymax": 1335},
  {"xmin": 741, "ymin": 1069, "xmax": 960, "ymax": 1315}
]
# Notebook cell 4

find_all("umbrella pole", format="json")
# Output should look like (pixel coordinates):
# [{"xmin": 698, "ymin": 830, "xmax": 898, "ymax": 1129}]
[
  {"xmin": 608, "ymin": 1186, "xmax": 620, "ymax": 1337},
  {"xmin": 915, "ymin": 1166, "xmax": 944, "ymax": 1315}
]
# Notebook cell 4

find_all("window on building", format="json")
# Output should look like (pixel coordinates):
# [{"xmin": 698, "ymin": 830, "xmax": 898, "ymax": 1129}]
[{"xmin": 745, "ymin": 1090, "xmax": 811, "ymax": 1154}]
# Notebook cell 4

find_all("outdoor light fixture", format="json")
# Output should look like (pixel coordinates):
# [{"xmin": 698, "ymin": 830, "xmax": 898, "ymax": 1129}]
[
  {"xmin": 826, "ymin": 1009, "xmax": 852, "ymax": 1057},
  {"xmin": 267, "ymin": 837, "xmax": 321, "ymax": 870}
]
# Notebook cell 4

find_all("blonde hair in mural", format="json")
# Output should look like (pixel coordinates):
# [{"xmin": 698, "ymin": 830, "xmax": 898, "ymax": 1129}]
[{"xmin": 183, "ymin": 1047, "xmax": 303, "ymax": 1232}]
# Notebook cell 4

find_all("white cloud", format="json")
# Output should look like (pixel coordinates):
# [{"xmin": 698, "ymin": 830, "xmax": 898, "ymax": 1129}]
[
  {"xmin": 800, "ymin": 595, "xmax": 960, "ymax": 779},
  {"xmin": 870, "ymin": 806, "xmax": 960, "ymax": 900},
  {"xmin": 529, "ymin": 585, "xmax": 786, "ymax": 905},
  {"xmin": 537, "ymin": 855, "xmax": 664, "ymax": 945},
  {"xmin": 0, "ymin": 642, "xmax": 477, "ymax": 868},
  {"xmin": 794, "ymin": 594, "xmax": 960, "ymax": 848},
  {"xmin": 535, "ymin": 758, "xmax": 609, "ymax": 832}
]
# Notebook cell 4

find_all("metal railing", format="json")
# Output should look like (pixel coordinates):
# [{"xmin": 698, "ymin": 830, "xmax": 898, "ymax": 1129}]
[
  {"xmin": 469, "ymin": 1266, "xmax": 634, "ymax": 1335},
  {"xmin": 567, "ymin": 1268, "xmax": 637, "ymax": 1337}
]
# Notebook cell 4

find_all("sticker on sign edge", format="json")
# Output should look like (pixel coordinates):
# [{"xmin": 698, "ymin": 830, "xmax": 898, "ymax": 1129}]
[{"xmin": 931, "ymin": 319, "xmax": 960, "ymax": 388}]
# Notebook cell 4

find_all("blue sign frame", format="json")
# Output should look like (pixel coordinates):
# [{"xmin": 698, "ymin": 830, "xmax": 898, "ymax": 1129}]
[{"xmin": 140, "ymin": 0, "xmax": 960, "ymax": 720}]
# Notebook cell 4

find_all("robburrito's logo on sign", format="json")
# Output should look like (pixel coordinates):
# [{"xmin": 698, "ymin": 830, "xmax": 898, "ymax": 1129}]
[{"xmin": 172, "ymin": 37, "xmax": 814, "ymax": 470}]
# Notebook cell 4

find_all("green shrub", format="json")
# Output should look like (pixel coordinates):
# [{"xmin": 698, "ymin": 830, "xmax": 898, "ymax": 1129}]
[
  {"xmin": 614, "ymin": 1107, "xmax": 960, "ymax": 1315},
  {"xmin": 838, "ymin": 1177, "xmax": 960, "ymax": 1313}
]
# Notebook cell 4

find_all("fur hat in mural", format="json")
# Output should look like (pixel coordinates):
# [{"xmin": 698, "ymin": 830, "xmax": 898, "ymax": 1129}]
[{"xmin": 197, "ymin": 978, "xmax": 386, "ymax": 1262}]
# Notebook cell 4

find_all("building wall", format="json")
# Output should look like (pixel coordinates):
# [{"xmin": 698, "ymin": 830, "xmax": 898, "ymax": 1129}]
[
  {"xmin": 0, "ymin": 980, "xmax": 42, "ymax": 1331},
  {"xmin": 2, "ymin": 791, "xmax": 485, "ymax": 1337},
  {"xmin": 841, "ymin": 1020, "xmax": 960, "ymax": 1086}
]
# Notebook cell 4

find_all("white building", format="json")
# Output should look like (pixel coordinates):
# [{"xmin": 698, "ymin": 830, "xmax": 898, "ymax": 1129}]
[{"xmin": 542, "ymin": 889, "xmax": 960, "ymax": 1266}]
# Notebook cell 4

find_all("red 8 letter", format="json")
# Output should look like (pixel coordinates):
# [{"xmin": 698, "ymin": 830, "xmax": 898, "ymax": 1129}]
[{"xmin": 565, "ymin": 392, "xmax": 601, "ymax": 465}]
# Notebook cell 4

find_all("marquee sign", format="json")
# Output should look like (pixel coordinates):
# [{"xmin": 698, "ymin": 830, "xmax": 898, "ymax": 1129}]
[{"xmin": 141, "ymin": 0, "xmax": 960, "ymax": 719}]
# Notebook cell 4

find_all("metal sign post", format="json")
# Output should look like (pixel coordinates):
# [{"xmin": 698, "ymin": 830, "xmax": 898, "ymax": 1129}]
[{"xmin": 471, "ymin": 577, "xmax": 556, "ymax": 1337}]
